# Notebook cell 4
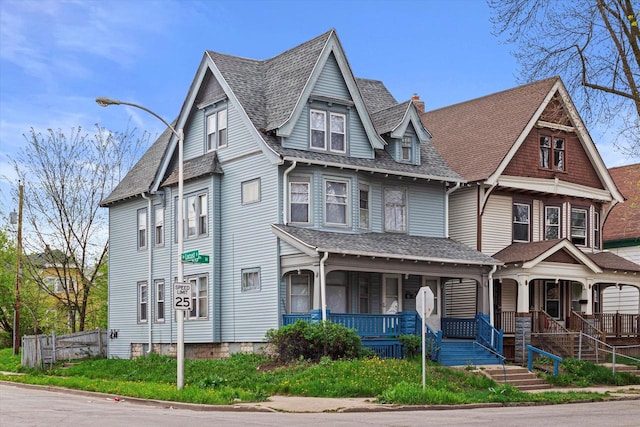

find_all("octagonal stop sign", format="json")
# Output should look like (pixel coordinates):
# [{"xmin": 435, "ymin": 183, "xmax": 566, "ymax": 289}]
[{"xmin": 415, "ymin": 286, "xmax": 434, "ymax": 319}]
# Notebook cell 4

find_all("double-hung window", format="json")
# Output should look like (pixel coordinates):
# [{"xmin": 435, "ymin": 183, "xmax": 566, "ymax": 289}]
[
  {"xmin": 594, "ymin": 211, "xmax": 600, "ymax": 249},
  {"xmin": 155, "ymin": 280, "xmax": 165, "ymax": 322},
  {"xmin": 290, "ymin": 178, "xmax": 310, "ymax": 223},
  {"xmin": 310, "ymin": 109, "xmax": 346, "ymax": 153},
  {"xmin": 188, "ymin": 276, "xmax": 208, "ymax": 320},
  {"xmin": 401, "ymin": 136, "xmax": 412, "ymax": 161},
  {"xmin": 241, "ymin": 268, "xmax": 261, "ymax": 292},
  {"xmin": 325, "ymin": 180, "xmax": 348, "ymax": 226},
  {"xmin": 544, "ymin": 206, "xmax": 560, "ymax": 240},
  {"xmin": 154, "ymin": 205, "xmax": 164, "ymax": 247},
  {"xmin": 137, "ymin": 208, "xmax": 147, "ymax": 250},
  {"xmin": 206, "ymin": 109, "xmax": 227, "ymax": 151},
  {"xmin": 138, "ymin": 281, "xmax": 148, "ymax": 323},
  {"xmin": 513, "ymin": 202, "xmax": 530, "ymax": 242},
  {"xmin": 359, "ymin": 184, "xmax": 369, "ymax": 230},
  {"xmin": 540, "ymin": 135, "xmax": 565, "ymax": 171},
  {"xmin": 384, "ymin": 187, "xmax": 406, "ymax": 232},
  {"xmin": 571, "ymin": 207, "xmax": 587, "ymax": 246},
  {"xmin": 183, "ymin": 193, "xmax": 208, "ymax": 239},
  {"xmin": 290, "ymin": 274, "xmax": 311, "ymax": 313}
]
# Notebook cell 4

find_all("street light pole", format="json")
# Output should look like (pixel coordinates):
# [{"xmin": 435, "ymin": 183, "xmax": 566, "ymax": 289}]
[{"xmin": 96, "ymin": 97, "xmax": 186, "ymax": 390}]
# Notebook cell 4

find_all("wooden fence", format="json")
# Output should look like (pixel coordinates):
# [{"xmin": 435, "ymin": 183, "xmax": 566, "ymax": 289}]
[{"xmin": 21, "ymin": 329, "xmax": 107, "ymax": 369}]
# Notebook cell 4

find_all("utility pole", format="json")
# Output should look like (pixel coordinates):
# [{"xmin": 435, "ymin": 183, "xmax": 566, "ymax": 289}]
[{"xmin": 13, "ymin": 181, "xmax": 24, "ymax": 355}]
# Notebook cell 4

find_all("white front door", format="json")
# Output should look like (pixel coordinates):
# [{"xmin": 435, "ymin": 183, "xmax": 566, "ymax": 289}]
[{"xmin": 382, "ymin": 274, "xmax": 402, "ymax": 313}]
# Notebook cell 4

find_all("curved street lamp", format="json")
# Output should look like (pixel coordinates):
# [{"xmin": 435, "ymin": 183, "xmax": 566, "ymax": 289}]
[{"xmin": 96, "ymin": 97, "xmax": 186, "ymax": 390}]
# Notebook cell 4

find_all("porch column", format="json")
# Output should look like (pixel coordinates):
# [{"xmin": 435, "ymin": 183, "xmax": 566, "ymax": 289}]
[
  {"xmin": 514, "ymin": 275, "xmax": 531, "ymax": 365},
  {"xmin": 312, "ymin": 270, "xmax": 321, "ymax": 310},
  {"xmin": 478, "ymin": 277, "xmax": 490, "ymax": 314},
  {"xmin": 585, "ymin": 279, "xmax": 594, "ymax": 316}
]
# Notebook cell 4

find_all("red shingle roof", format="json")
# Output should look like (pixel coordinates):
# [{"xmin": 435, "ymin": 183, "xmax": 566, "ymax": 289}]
[
  {"xmin": 420, "ymin": 77, "xmax": 558, "ymax": 182},
  {"xmin": 603, "ymin": 163, "xmax": 640, "ymax": 242}
]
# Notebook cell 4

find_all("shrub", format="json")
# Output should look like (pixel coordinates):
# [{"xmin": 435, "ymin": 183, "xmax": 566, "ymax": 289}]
[
  {"xmin": 397, "ymin": 334, "xmax": 421, "ymax": 359},
  {"xmin": 265, "ymin": 320, "xmax": 363, "ymax": 362}
]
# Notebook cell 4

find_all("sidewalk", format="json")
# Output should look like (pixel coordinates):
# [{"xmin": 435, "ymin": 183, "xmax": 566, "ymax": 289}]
[{"xmin": 2, "ymin": 374, "xmax": 640, "ymax": 413}]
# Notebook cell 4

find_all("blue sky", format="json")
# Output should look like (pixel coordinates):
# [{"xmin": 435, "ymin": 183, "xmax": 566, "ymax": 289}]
[{"xmin": 0, "ymin": 0, "xmax": 632, "ymax": 215}]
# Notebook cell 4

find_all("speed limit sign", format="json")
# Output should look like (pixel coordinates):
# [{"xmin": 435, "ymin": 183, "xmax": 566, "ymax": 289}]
[{"xmin": 174, "ymin": 282, "xmax": 192, "ymax": 311}]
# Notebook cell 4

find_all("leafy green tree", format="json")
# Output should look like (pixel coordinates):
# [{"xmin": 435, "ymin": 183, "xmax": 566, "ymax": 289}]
[
  {"xmin": 0, "ymin": 228, "xmax": 17, "ymax": 347},
  {"xmin": 11, "ymin": 126, "xmax": 147, "ymax": 333},
  {"xmin": 489, "ymin": 0, "xmax": 640, "ymax": 160}
]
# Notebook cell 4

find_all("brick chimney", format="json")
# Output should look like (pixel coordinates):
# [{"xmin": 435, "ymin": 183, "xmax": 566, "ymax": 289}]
[{"xmin": 411, "ymin": 93, "xmax": 425, "ymax": 113}]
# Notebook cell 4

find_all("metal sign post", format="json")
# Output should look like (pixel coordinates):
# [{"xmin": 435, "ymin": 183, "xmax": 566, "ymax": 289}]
[{"xmin": 416, "ymin": 286, "xmax": 434, "ymax": 391}]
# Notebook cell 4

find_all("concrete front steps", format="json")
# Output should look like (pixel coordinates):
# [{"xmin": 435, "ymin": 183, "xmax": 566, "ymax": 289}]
[
  {"xmin": 438, "ymin": 340, "xmax": 503, "ymax": 367},
  {"xmin": 604, "ymin": 363, "xmax": 640, "ymax": 378},
  {"xmin": 482, "ymin": 366, "xmax": 552, "ymax": 391}
]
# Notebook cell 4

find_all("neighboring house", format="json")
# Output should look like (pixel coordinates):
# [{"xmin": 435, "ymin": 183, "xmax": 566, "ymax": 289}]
[
  {"xmin": 421, "ymin": 78, "xmax": 640, "ymax": 361},
  {"xmin": 602, "ymin": 164, "xmax": 640, "ymax": 315},
  {"xmin": 101, "ymin": 29, "xmax": 503, "ymax": 362},
  {"xmin": 27, "ymin": 249, "xmax": 83, "ymax": 334}
]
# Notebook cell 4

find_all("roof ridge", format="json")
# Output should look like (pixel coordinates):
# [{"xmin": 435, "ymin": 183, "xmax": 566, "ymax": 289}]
[{"xmin": 424, "ymin": 76, "xmax": 559, "ymax": 114}]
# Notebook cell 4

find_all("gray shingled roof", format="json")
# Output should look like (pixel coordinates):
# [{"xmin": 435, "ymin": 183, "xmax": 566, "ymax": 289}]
[
  {"xmin": 273, "ymin": 224, "xmax": 501, "ymax": 265},
  {"xmin": 371, "ymin": 101, "xmax": 410, "ymax": 135},
  {"xmin": 356, "ymin": 78, "xmax": 398, "ymax": 113},
  {"xmin": 162, "ymin": 150, "xmax": 223, "ymax": 187},
  {"xmin": 100, "ymin": 126, "xmax": 173, "ymax": 207}
]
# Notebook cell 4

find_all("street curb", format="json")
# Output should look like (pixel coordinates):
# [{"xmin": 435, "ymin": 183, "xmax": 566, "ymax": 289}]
[{"xmin": 2, "ymin": 379, "xmax": 639, "ymax": 413}]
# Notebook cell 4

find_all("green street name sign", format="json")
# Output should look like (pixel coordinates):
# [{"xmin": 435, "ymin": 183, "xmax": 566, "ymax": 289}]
[{"xmin": 182, "ymin": 250, "xmax": 210, "ymax": 264}]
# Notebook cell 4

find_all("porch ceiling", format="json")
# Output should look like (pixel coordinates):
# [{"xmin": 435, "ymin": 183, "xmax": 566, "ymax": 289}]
[{"xmin": 271, "ymin": 224, "xmax": 502, "ymax": 266}]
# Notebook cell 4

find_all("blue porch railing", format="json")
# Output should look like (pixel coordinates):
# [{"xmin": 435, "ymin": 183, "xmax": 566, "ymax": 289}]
[
  {"xmin": 441, "ymin": 317, "xmax": 476, "ymax": 338},
  {"xmin": 476, "ymin": 313, "xmax": 503, "ymax": 356},
  {"xmin": 424, "ymin": 322, "xmax": 443, "ymax": 361}
]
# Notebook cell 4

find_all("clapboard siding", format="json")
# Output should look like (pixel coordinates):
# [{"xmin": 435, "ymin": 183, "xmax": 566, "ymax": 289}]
[
  {"xmin": 312, "ymin": 52, "xmax": 349, "ymax": 98},
  {"xmin": 449, "ymin": 186, "xmax": 477, "ymax": 249},
  {"xmin": 482, "ymin": 194, "xmax": 513, "ymax": 255},
  {"xmin": 407, "ymin": 182, "xmax": 445, "ymax": 237},
  {"xmin": 444, "ymin": 279, "xmax": 477, "ymax": 317},
  {"xmin": 602, "ymin": 286, "xmax": 640, "ymax": 314},
  {"xmin": 219, "ymin": 152, "xmax": 280, "ymax": 342}
]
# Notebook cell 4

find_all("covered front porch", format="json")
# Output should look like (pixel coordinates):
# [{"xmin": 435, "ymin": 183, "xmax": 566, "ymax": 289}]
[
  {"xmin": 272, "ymin": 224, "xmax": 504, "ymax": 364},
  {"xmin": 492, "ymin": 240, "xmax": 640, "ymax": 362}
]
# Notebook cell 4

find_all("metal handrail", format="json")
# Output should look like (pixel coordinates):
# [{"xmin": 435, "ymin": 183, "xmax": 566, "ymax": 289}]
[{"xmin": 577, "ymin": 332, "xmax": 640, "ymax": 374}]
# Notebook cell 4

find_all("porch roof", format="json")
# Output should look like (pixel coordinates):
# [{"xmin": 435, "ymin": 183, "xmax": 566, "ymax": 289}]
[
  {"xmin": 272, "ymin": 224, "xmax": 502, "ymax": 266},
  {"xmin": 493, "ymin": 239, "xmax": 640, "ymax": 274}
]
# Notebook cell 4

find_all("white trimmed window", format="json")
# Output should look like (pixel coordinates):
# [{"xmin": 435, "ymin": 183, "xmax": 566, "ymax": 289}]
[
  {"xmin": 188, "ymin": 276, "xmax": 208, "ymax": 320},
  {"xmin": 138, "ymin": 281, "xmax": 148, "ymax": 323},
  {"xmin": 325, "ymin": 179, "xmax": 348, "ymax": 225},
  {"xmin": 242, "ymin": 178, "xmax": 261, "ymax": 205},
  {"xmin": 155, "ymin": 280, "xmax": 165, "ymax": 322},
  {"xmin": 310, "ymin": 110, "xmax": 346, "ymax": 153},
  {"xmin": 241, "ymin": 268, "xmax": 261, "ymax": 292},
  {"xmin": 137, "ymin": 208, "xmax": 147, "ymax": 250},
  {"xmin": 384, "ymin": 187, "xmax": 406, "ymax": 232},
  {"xmin": 359, "ymin": 184, "xmax": 369, "ymax": 230},
  {"xmin": 594, "ymin": 211, "xmax": 600, "ymax": 249},
  {"xmin": 154, "ymin": 205, "xmax": 164, "ymax": 247},
  {"xmin": 290, "ymin": 178, "xmax": 310, "ymax": 223},
  {"xmin": 571, "ymin": 208, "xmax": 587, "ymax": 246},
  {"xmin": 513, "ymin": 202, "xmax": 530, "ymax": 242},
  {"xmin": 183, "ymin": 192, "xmax": 208, "ymax": 239},
  {"xmin": 290, "ymin": 273, "xmax": 311, "ymax": 313},
  {"xmin": 206, "ymin": 109, "xmax": 228, "ymax": 151},
  {"xmin": 540, "ymin": 135, "xmax": 565, "ymax": 171},
  {"xmin": 544, "ymin": 206, "xmax": 560, "ymax": 240},
  {"xmin": 310, "ymin": 110, "xmax": 326, "ymax": 150},
  {"xmin": 330, "ymin": 113, "xmax": 346, "ymax": 153}
]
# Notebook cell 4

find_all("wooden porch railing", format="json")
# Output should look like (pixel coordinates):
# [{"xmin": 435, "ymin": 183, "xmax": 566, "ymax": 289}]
[
  {"xmin": 328, "ymin": 313, "xmax": 400, "ymax": 337},
  {"xmin": 594, "ymin": 313, "xmax": 640, "ymax": 338},
  {"xmin": 532, "ymin": 310, "xmax": 574, "ymax": 358},
  {"xmin": 496, "ymin": 311, "xmax": 516, "ymax": 334},
  {"xmin": 569, "ymin": 311, "xmax": 606, "ymax": 342}
]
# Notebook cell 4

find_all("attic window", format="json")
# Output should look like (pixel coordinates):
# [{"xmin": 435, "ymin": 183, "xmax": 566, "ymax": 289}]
[
  {"xmin": 207, "ymin": 109, "xmax": 227, "ymax": 151},
  {"xmin": 401, "ymin": 136, "xmax": 412, "ymax": 161},
  {"xmin": 540, "ymin": 135, "xmax": 565, "ymax": 171},
  {"xmin": 310, "ymin": 109, "xmax": 346, "ymax": 153}
]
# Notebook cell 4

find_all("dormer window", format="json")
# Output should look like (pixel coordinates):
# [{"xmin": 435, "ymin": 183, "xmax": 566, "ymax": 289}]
[
  {"xmin": 310, "ymin": 109, "xmax": 346, "ymax": 153},
  {"xmin": 401, "ymin": 136, "xmax": 412, "ymax": 161},
  {"xmin": 540, "ymin": 135, "xmax": 565, "ymax": 171},
  {"xmin": 207, "ymin": 109, "xmax": 227, "ymax": 151}
]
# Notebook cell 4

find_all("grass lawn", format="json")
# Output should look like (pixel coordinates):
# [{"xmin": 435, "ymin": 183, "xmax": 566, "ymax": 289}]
[{"xmin": 0, "ymin": 348, "xmax": 632, "ymax": 406}]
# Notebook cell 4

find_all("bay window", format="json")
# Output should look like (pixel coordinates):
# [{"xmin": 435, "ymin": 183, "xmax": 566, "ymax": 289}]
[
  {"xmin": 513, "ymin": 202, "xmax": 530, "ymax": 242},
  {"xmin": 571, "ymin": 207, "xmax": 587, "ymax": 246}
]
